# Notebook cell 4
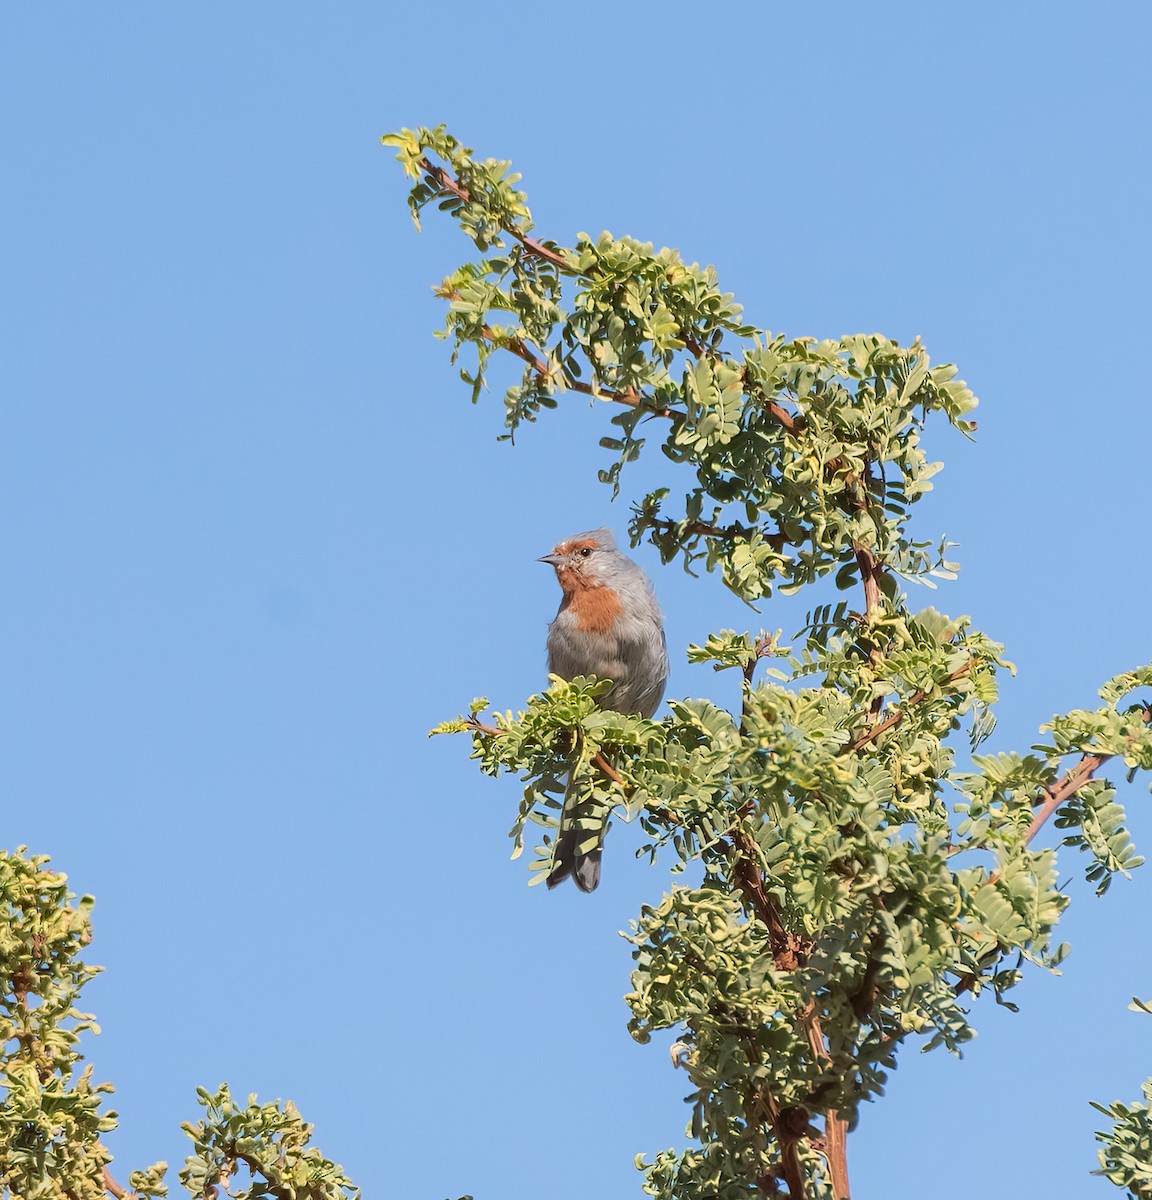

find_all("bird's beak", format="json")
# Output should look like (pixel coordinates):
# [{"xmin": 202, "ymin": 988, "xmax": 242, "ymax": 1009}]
[{"xmin": 538, "ymin": 553, "xmax": 562, "ymax": 566}]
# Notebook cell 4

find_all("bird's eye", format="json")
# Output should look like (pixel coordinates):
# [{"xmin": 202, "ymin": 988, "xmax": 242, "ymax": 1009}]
[{"xmin": 579, "ymin": 547, "xmax": 593, "ymax": 558}]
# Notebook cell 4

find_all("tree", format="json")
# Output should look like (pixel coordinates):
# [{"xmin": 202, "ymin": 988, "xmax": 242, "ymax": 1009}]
[
  {"xmin": 0, "ymin": 847, "xmax": 358, "ymax": 1197},
  {"xmin": 385, "ymin": 125, "xmax": 1152, "ymax": 1199}
]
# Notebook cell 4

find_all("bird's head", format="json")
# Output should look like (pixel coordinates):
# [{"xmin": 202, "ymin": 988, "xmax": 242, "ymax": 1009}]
[{"xmin": 539, "ymin": 528, "xmax": 618, "ymax": 592}]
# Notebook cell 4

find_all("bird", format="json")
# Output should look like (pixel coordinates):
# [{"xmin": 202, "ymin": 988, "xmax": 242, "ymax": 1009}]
[{"xmin": 538, "ymin": 528, "xmax": 668, "ymax": 891}]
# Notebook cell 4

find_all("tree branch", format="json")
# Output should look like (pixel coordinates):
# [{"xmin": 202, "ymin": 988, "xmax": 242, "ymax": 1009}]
[
  {"xmin": 821, "ymin": 1108, "xmax": 851, "ymax": 1200},
  {"xmin": 740, "ymin": 371, "xmax": 802, "ymax": 434},
  {"xmin": 419, "ymin": 157, "xmax": 569, "ymax": 272},
  {"xmin": 799, "ymin": 1004, "xmax": 851, "ymax": 1199},
  {"xmin": 765, "ymin": 1094, "xmax": 809, "ymax": 1199},
  {"xmin": 441, "ymin": 289, "xmax": 687, "ymax": 424},
  {"xmin": 743, "ymin": 633, "xmax": 778, "ymax": 687},
  {"xmin": 464, "ymin": 716, "xmax": 503, "ymax": 738},
  {"xmin": 1022, "ymin": 749, "xmax": 1109, "ymax": 847},
  {"xmin": 590, "ymin": 751, "xmax": 625, "ymax": 786},
  {"xmin": 842, "ymin": 660, "xmax": 973, "ymax": 754},
  {"xmin": 950, "ymin": 754, "xmax": 1108, "ymax": 998},
  {"xmin": 845, "ymin": 463, "xmax": 888, "ymax": 718},
  {"xmin": 852, "ymin": 544, "xmax": 882, "ymax": 621},
  {"xmin": 733, "ymin": 1027, "xmax": 808, "ymax": 1198},
  {"xmin": 954, "ymin": 712, "xmax": 1151, "ymax": 997},
  {"xmin": 729, "ymin": 827, "xmax": 800, "ymax": 970},
  {"xmin": 420, "ymin": 157, "xmax": 720, "ymax": 368},
  {"xmin": 641, "ymin": 515, "xmax": 790, "ymax": 555},
  {"xmin": 496, "ymin": 327, "xmax": 684, "ymax": 422},
  {"xmin": 725, "ymin": 811, "xmax": 851, "ymax": 1198},
  {"xmin": 102, "ymin": 1167, "xmax": 140, "ymax": 1200},
  {"xmin": 421, "ymin": 157, "xmax": 810, "ymax": 435}
]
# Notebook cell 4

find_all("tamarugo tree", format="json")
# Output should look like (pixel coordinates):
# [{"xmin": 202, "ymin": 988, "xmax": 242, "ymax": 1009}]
[{"xmin": 386, "ymin": 125, "xmax": 1152, "ymax": 1200}]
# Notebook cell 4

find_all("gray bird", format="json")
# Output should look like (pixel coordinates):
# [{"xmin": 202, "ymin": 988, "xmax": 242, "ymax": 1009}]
[{"xmin": 539, "ymin": 528, "xmax": 668, "ymax": 890}]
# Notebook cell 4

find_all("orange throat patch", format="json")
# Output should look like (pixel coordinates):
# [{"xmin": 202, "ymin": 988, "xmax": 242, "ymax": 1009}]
[{"xmin": 558, "ymin": 576, "xmax": 623, "ymax": 633}]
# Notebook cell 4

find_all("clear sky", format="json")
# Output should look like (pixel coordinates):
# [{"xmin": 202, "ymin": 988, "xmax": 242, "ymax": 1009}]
[{"xmin": 2, "ymin": 3, "xmax": 1150, "ymax": 1197}]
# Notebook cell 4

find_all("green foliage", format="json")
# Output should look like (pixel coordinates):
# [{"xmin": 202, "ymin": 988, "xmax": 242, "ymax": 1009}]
[
  {"xmin": 1093, "ymin": 1003, "xmax": 1152, "ymax": 1198},
  {"xmin": 180, "ymin": 1084, "xmax": 359, "ymax": 1199},
  {"xmin": 389, "ymin": 125, "xmax": 1152, "ymax": 1198},
  {"xmin": 0, "ymin": 849, "xmax": 112, "ymax": 1199},
  {"xmin": 1094, "ymin": 1081, "xmax": 1152, "ymax": 1197},
  {"xmin": 385, "ymin": 125, "xmax": 975, "ymax": 604},
  {"xmin": 0, "ymin": 849, "xmax": 357, "ymax": 1198}
]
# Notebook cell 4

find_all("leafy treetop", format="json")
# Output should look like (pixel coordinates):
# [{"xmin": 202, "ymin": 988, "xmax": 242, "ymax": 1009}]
[{"xmin": 388, "ymin": 125, "xmax": 1152, "ymax": 1200}]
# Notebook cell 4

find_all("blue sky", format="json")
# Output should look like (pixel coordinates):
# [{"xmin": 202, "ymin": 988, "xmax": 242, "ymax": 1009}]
[{"xmin": 2, "ymin": 3, "xmax": 1150, "ymax": 1196}]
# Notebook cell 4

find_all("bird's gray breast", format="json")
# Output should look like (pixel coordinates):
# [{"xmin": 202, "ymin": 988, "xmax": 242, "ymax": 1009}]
[{"xmin": 547, "ymin": 602, "xmax": 667, "ymax": 719}]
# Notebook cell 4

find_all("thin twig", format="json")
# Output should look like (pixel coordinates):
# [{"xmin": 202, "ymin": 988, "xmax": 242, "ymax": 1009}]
[
  {"xmin": 1021, "ymin": 751, "xmax": 1109, "ymax": 847},
  {"xmin": 740, "ymin": 370, "xmax": 802, "ymax": 434},
  {"xmin": 954, "ymin": 714, "xmax": 1150, "ymax": 997},
  {"xmin": 642, "ymin": 515, "xmax": 790, "ymax": 554},
  {"xmin": 422, "ymin": 157, "xmax": 807, "ymax": 435},
  {"xmin": 498, "ymin": 328, "xmax": 684, "ymax": 422},
  {"xmin": 843, "ymin": 660, "xmax": 973, "ymax": 754},
  {"xmin": 103, "ymin": 1167, "xmax": 139, "ymax": 1200},
  {"xmin": 847, "ymin": 463, "xmax": 886, "ymax": 720},
  {"xmin": 590, "ymin": 752, "xmax": 625, "ymax": 786},
  {"xmin": 949, "ymin": 770, "xmax": 1092, "ymax": 998},
  {"xmin": 418, "ymin": 157, "xmax": 569, "ymax": 271},
  {"xmin": 743, "ymin": 634, "xmax": 777, "ymax": 688},
  {"xmin": 464, "ymin": 717, "xmax": 503, "ymax": 737},
  {"xmin": 465, "ymin": 718, "xmax": 629, "ymax": 794},
  {"xmin": 441, "ymin": 288, "xmax": 687, "ymax": 424}
]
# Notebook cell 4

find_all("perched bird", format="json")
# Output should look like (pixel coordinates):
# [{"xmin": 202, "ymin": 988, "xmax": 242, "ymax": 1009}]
[{"xmin": 539, "ymin": 528, "xmax": 668, "ymax": 891}]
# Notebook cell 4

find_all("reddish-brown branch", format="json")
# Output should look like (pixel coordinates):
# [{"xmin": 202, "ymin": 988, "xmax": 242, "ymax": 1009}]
[
  {"xmin": 982, "ymin": 705, "xmax": 1143, "ymax": 884},
  {"xmin": 423, "ymin": 155, "xmax": 713, "ymax": 361},
  {"xmin": 853, "ymin": 544, "xmax": 882, "ymax": 621},
  {"xmin": 419, "ymin": 157, "xmax": 569, "ymax": 272},
  {"xmin": 443, "ymin": 287, "xmax": 687, "ymax": 424},
  {"xmin": 847, "ymin": 461, "xmax": 884, "ymax": 628},
  {"xmin": 590, "ymin": 752, "xmax": 624, "ymax": 786},
  {"xmin": 465, "ymin": 718, "xmax": 629, "ymax": 794},
  {"xmin": 1021, "ymin": 751, "xmax": 1109, "ymax": 847},
  {"xmin": 422, "ymin": 158, "xmax": 808, "ymax": 436},
  {"xmin": 470, "ymin": 712, "xmax": 842, "ymax": 1191},
  {"xmin": 843, "ymin": 660, "xmax": 973, "ymax": 754},
  {"xmin": 740, "ymin": 1039, "xmax": 807, "ymax": 1197},
  {"xmin": 743, "ymin": 634, "xmax": 777, "ymax": 687},
  {"xmin": 726, "ymin": 828, "xmax": 844, "ymax": 1197},
  {"xmin": 798, "ymin": 1005, "xmax": 851, "ymax": 1198},
  {"xmin": 497, "ymin": 329, "xmax": 683, "ymax": 421},
  {"xmin": 729, "ymin": 828, "xmax": 799, "ymax": 969},
  {"xmin": 853, "ymin": 542, "xmax": 885, "ymax": 719},
  {"xmin": 766, "ymin": 399, "xmax": 799, "ymax": 434},
  {"xmin": 954, "ymin": 725, "xmax": 1144, "ymax": 997},
  {"xmin": 844, "ymin": 472, "xmax": 886, "ymax": 714},
  {"xmin": 984, "ymin": 742, "xmax": 1121, "ymax": 893},
  {"xmin": 773, "ymin": 1114, "xmax": 808, "ymax": 1198},
  {"xmin": 464, "ymin": 717, "xmax": 503, "ymax": 738},
  {"xmin": 103, "ymin": 1167, "xmax": 140, "ymax": 1200},
  {"xmin": 743, "ymin": 375, "xmax": 801, "ymax": 434},
  {"xmin": 822, "ymin": 1110, "xmax": 851, "ymax": 1199}
]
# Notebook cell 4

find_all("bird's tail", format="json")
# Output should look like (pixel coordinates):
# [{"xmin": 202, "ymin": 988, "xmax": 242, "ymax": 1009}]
[
  {"xmin": 545, "ymin": 768, "xmax": 608, "ymax": 893},
  {"xmin": 546, "ymin": 827, "xmax": 602, "ymax": 892}
]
